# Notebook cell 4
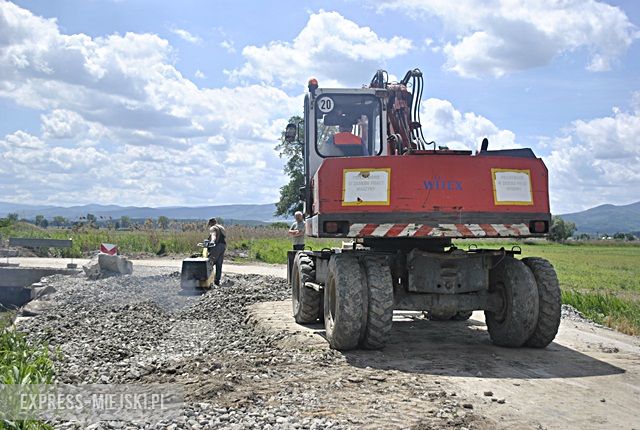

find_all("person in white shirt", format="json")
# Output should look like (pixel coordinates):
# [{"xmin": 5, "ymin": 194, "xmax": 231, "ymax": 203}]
[{"xmin": 288, "ymin": 211, "xmax": 305, "ymax": 250}]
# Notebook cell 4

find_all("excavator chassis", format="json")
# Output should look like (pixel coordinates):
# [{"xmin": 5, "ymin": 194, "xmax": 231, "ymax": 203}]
[{"xmin": 288, "ymin": 245, "xmax": 560, "ymax": 351}]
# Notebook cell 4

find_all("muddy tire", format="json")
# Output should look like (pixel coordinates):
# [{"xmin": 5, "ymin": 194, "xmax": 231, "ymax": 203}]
[
  {"xmin": 361, "ymin": 256, "xmax": 394, "ymax": 349},
  {"xmin": 485, "ymin": 257, "xmax": 539, "ymax": 347},
  {"xmin": 292, "ymin": 253, "xmax": 321, "ymax": 324},
  {"xmin": 451, "ymin": 310, "xmax": 473, "ymax": 321},
  {"xmin": 522, "ymin": 257, "xmax": 561, "ymax": 348},
  {"xmin": 324, "ymin": 254, "xmax": 364, "ymax": 350}
]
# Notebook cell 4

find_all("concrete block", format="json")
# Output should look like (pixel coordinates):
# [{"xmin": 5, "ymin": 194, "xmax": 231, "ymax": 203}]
[
  {"xmin": 83, "ymin": 254, "xmax": 134, "ymax": 279},
  {"xmin": 98, "ymin": 254, "xmax": 133, "ymax": 276}
]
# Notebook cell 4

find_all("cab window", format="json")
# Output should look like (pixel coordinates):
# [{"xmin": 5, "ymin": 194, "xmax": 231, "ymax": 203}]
[{"xmin": 315, "ymin": 94, "xmax": 382, "ymax": 157}]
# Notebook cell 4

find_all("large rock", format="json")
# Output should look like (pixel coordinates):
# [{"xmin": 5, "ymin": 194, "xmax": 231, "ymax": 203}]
[
  {"xmin": 21, "ymin": 300, "xmax": 54, "ymax": 316},
  {"xmin": 83, "ymin": 254, "xmax": 133, "ymax": 279}
]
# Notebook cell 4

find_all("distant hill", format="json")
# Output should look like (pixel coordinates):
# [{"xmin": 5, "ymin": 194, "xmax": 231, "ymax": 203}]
[
  {"xmin": 4, "ymin": 200, "xmax": 637, "ymax": 233},
  {"xmin": 560, "ymin": 201, "xmax": 640, "ymax": 234},
  {"xmin": 0, "ymin": 202, "xmax": 286, "ymax": 223}
]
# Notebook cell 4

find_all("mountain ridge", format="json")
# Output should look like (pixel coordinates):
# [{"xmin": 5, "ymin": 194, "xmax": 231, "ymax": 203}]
[
  {"xmin": 1, "ymin": 200, "xmax": 638, "ymax": 232},
  {"xmin": 560, "ymin": 201, "xmax": 640, "ymax": 234},
  {"xmin": 0, "ymin": 202, "xmax": 285, "ymax": 223}
]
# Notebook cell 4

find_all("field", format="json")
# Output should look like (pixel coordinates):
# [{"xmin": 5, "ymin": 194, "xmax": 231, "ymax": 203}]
[
  {"xmin": 1, "ymin": 222, "xmax": 639, "ymax": 335},
  {"xmin": 0, "ymin": 222, "xmax": 340, "ymax": 263}
]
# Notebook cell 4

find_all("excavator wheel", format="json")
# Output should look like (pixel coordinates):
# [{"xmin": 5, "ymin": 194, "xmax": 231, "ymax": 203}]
[
  {"xmin": 324, "ymin": 254, "xmax": 364, "ymax": 350},
  {"xmin": 291, "ymin": 253, "xmax": 321, "ymax": 324},
  {"xmin": 360, "ymin": 256, "xmax": 394, "ymax": 349},
  {"xmin": 485, "ymin": 257, "xmax": 539, "ymax": 347},
  {"xmin": 522, "ymin": 257, "xmax": 561, "ymax": 348}
]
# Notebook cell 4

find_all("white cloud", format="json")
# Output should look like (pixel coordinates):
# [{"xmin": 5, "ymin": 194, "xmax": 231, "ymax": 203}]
[
  {"xmin": 213, "ymin": 27, "xmax": 236, "ymax": 54},
  {"xmin": 545, "ymin": 103, "xmax": 640, "ymax": 213},
  {"xmin": 0, "ymin": 1, "xmax": 300, "ymax": 207},
  {"xmin": 380, "ymin": 0, "xmax": 638, "ymax": 77},
  {"xmin": 220, "ymin": 39, "xmax": 235, "ymax": 54},
  {"xmin": 420, "ymin": 98, "xmax": 516, "ymax": 151},
  {"xmin": 1, "ymin": 130, "xmax": 45, "ymax": 149},
  {"xmin": 194, "ymin": 69, "xmax": 206, "ymax": 79},
  {"xmin": 170, "ymin": 27, "xmax": 202, "ymax": 45},
  {"xmin": 227, "ymin": 10, "xmax": 413, "ymax": 88}
]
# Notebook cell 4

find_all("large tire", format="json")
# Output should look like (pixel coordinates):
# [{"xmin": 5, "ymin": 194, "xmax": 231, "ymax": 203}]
[
  {"xmin": 292, "ymin": 253, "xmax": 321, "ymax": 324},
  {"xmin": 485, "ymin": 257, "xmax": 539, "ymax": 347},
  {"xmin": 361, "ymin": 256, "xmax": 394, "ymax": 349},
  {"xmin": 324, "ymin": 254, "xmax": 364, "ymax": 350},
  {"xmin": 522, "ymin": 257, "xmax": 561, "ymax": 348}
]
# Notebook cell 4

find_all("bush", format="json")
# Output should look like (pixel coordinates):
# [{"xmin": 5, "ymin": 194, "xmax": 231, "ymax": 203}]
[{"xmin": 548, "ymin": 216, "xmax": 576, "ymax": 242}]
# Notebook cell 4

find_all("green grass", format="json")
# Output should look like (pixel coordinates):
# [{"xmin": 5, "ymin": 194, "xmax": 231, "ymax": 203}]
[
  {"xmin": 0, "ymin": 222, "xmax": 342, "ymax": 263},
  {"xmin": 562, "ymin": 290, "xmax": 640, "ymax": 335},
  {"xmin": 239, "ymin": 238, "xmax": 341, "ymax": 264},
  {"xmin": 0, "ymin": 311, "xmax": 14, "ymax": 331},
  {"xmin": 0, "ymin": 323, "xmax": 55, "ymax": 429},
  {"xmin": 0, "ymin": 222, "xmax": 204, "ymax": 258}
]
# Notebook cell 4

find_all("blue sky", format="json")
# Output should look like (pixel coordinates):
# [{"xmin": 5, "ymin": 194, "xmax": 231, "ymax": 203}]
[{"xmin": 0, "ymin": 0, "xmax": 639, "ymax": 214}]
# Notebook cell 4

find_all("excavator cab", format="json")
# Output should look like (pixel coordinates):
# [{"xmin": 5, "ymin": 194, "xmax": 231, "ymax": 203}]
[{"xmin": 301, "ymin": 89, "xmax": 387, "ymax": 182}]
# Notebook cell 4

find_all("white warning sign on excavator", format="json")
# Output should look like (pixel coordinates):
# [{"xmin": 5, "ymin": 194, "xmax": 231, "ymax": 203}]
[
  {"xmin": 491, "ymin": 168, "xmax": 533, "ymax": 205},
  {"xmin": 342, "ymin": 168, "xmax": 391, "ymax": 206}
]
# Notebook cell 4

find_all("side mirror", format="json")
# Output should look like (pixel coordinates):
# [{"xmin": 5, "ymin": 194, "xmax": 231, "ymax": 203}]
[{"xmin": 284, "ymin": 123, "xmax": 297, "ymax": 142}]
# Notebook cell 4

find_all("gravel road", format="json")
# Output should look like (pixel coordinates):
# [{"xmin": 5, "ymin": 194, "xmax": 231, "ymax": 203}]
[
  {"xmin": 16, "ymin": 267, "xmax": 482, "ymax": 429},
  {"xmin": 11, "ymin": 261, "xmax": 640, "ymax": 429}
]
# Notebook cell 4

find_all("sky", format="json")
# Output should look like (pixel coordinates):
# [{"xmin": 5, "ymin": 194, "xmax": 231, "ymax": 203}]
[{"xmin": 0, "ymin": 0, "xmax": 639, "ymax": 214}]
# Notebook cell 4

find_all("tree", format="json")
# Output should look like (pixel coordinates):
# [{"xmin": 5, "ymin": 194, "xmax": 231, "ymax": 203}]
[
  {"xmin": 86, "ymin": 213, "xmax": 97, "ymax": 228},
  {"xmin": 7, "ymin": 213, "xmax": 18, "ymax": 222},
  {"xmin": 275, "ymin": 115, "xmax": 304, "ymax": 216},
  {"xmin": 40, "ymin": 218, "xmax": 49, "ymax": 228},
  {"xmin": 35, "ymin": 215, "xmax": 45, "ymax": 226},
  {"xmin": 120, "ymin": 216, "xmax": 131, "ymax": 228},
  {"xmin": 52, "ymin": 216, "xmax": 67, "ymax": 227},
  {"xmin": 157, "ymin": 216, "xmax": 170, "ymax": 230},
  {"xmin": 548, "ymin": 216, "xmax": 577, "ymax": 242}
]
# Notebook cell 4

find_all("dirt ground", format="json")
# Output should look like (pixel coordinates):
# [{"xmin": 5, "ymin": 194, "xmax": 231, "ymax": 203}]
[
  {"xmin": 12, "ymin": 257, "xmax": 640, "ymax": 429},
  {"xmin": 249, "ymin": 301, "xmax": 640, "ymax": 430}
]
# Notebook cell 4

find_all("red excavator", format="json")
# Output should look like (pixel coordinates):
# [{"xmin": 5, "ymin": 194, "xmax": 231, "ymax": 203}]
[{"xmin": 284, "ymin": 69, "xmax": 560, "ymax": 350}]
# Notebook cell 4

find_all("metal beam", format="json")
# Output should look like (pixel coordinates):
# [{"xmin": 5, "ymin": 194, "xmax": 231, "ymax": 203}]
[{"xmin": 9, "ymin": 238, "xmax": 73, "ymax": 248}]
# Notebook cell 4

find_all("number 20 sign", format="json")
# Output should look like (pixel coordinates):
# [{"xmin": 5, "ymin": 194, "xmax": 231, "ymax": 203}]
[{"xmin": 317, "ymin": 97, "xmax": 334, "ymax": 113}]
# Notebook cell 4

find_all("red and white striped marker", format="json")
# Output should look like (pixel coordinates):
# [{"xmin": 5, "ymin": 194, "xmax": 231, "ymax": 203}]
[{"xmin": 347, "ymin": 223, "xmax": 531, "ymax": 238}]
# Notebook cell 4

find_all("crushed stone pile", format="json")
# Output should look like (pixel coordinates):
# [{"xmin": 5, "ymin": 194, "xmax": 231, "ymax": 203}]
[{"xmin": 16, "ymin": 268, "xmax": 347, "ymax": 429}]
